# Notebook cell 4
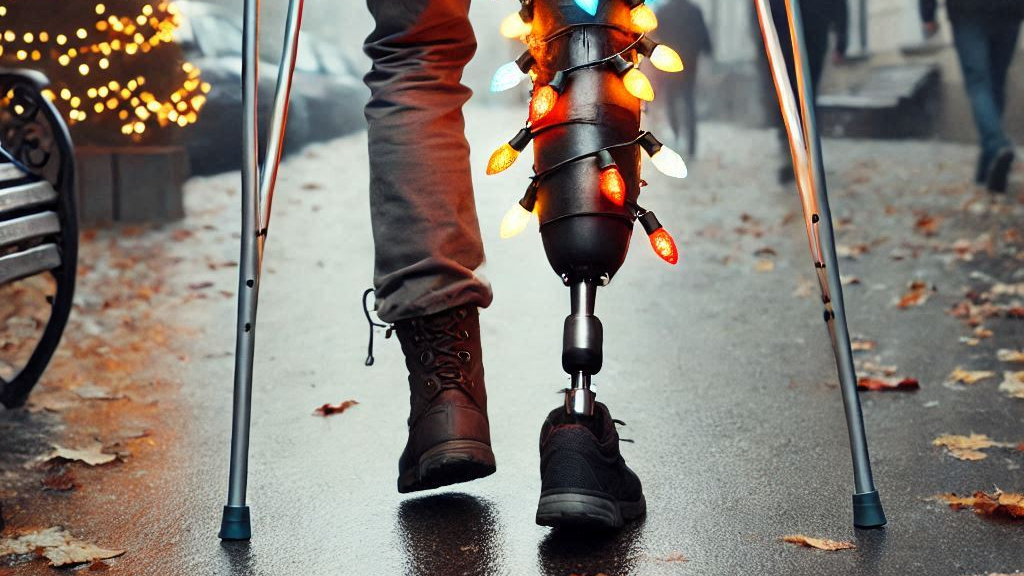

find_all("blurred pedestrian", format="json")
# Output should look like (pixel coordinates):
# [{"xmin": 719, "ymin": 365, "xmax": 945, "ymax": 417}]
[
  {"xmin": 921, "ymin": 0, "xmax": 1024, "ymax": 193},
  {"xmin": 652, "ymin": 0, "xmax": 712, "ymax": 157},
  {"xmin": 753, "ymin": 0, "xmax": 848, "ymax": 183}
]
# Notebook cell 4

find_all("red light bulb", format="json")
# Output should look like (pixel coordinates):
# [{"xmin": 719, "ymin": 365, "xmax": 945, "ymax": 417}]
[
  {"xmin": 649, "ymin": 228, "xmax": 679, "ymax": 265},
  {"xmin": 529, "ymin": 85, "xmax": 558, "ymax": 124},
  {"xmin": 599, "ymin": 166, "xmax": 626, "ymax": 206}
]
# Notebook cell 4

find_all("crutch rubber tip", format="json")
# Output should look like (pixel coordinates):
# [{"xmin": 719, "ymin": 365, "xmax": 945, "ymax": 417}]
[
  {"xmin": 219, "ymin": 505, "xmax": 252, "ymax": 540},
  {"xmin": 852, "ymin": 490, "xmax": 886, "ymax": 529}
]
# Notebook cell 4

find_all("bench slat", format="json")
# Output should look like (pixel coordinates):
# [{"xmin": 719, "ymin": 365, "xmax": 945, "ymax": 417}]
[
  {"xmin": 0, "ymin": 243, "xmax": 61, "ymax": 285},
  {"xmin": 0, "ymin": 180, "xmax": 58, "ymax": 215},
  {"xmin": 0, "ymin": 211, "xmax": 60, "ymax": 249},
  {"xmin": 0, "ymin": 162, "xmax": 28, "ymax": 183}
]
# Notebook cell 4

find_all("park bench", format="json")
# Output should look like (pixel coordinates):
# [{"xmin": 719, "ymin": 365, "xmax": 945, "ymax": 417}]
[{"xmin": 0, "ymin": 69, "xmax": 78, "ymax": 408}]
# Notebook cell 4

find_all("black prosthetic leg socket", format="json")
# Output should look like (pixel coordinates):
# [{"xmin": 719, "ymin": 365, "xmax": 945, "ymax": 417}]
[
  {"xmin": 852, "ymin": 490, "xmax": 887, "ymax": 529},
  {"xmin": 219, "ymin": 505, "xmax": 252, "ymax": 540}
]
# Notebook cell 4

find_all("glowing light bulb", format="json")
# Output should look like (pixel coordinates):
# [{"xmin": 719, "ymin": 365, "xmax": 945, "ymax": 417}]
[
  {"xmin": 651, "ymin": 146, "xmax": 688, "ymax": 178},
  {"xmin": 500, "ymin": 203, "xmax": 532, "ymax": 238},
  {"xmin": 600, "ymin": 166, "xmax": 626, "ymax": 206},
  {"xmin": 529, "ymin": 85, "xmax": 558, "ymax": 124},
  {"xmin": 649, "ymin": 228, "xmax": 678, "ymax": 264},
  {"xmin": 650, "ymin": 45, "xmax": 684, "ymax": 73},
  {"xmin": 630, "ymin": 4, "xmax": 658, "ymax": 32},
  {"xmin": 622, "ymin": 68, "xmax": 655, "ymax": 101},
  {"xmin": 500, "ymin": 12, "xmax": 532, "ymax": 38},
  {"xmin": 487, "ymin": 144, "xmax": 519, "ymax": 175},
  {"xmin": 574, "ymin": 0, "xmax": 599, "ymax": 16},
  {"xmin": 491, "ymin": 61, "xmax": 525, "ymax": 92}
]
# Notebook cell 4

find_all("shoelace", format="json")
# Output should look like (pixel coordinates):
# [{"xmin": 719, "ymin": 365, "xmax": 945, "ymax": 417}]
[
  {"xmin": 362, "ymin": 288, "xmax": 392, "ymax": 367},
  {"xmin": 408, "ymin": 310, "xmax": 471, "ymax": 389}
]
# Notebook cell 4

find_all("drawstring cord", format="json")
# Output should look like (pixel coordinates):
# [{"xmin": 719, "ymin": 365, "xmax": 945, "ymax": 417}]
[{"xmin": 362, "ymin": 288, "xmax": 391, "ymax": 366}]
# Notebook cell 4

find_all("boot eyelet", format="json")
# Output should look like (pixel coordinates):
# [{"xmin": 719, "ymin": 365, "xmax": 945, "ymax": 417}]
[
  {"xmin": 419, "ymin": 351, "xmax": 434, "ymax": 365},
  {"xmin": 457, "ymin": 351, "xmax": 471, "ymax": 363},
  {"xmin": 424, "ymin": 379, "xmax": 438, "ymax": 392},
  {"xmin": 460, "ymin": 330, "xmax": 470, "ymax": 340}
]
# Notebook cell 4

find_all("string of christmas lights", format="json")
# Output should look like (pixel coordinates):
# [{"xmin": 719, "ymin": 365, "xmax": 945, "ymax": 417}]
[
  {"xmin": 0, "ymin": 0, "xmax": 209, "ymax": 139},
  {"xmin": 487, "ymin": 0, "xmax": 686, "ymax": 264}
]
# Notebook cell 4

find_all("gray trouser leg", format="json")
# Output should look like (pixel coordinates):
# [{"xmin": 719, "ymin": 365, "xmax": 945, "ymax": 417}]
[{"xmin": 363, "ymin": 0, "xmax": 493, "ymax": 323}]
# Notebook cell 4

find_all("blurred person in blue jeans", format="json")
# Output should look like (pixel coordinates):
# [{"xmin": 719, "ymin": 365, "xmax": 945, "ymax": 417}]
[{"xmin": 921, "ymin": 0, "xmax": 1024, "ymax": 193}]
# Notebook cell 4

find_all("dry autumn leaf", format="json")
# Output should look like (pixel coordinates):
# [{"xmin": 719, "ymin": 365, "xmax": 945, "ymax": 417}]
[
  {"xmin": 313, "ymin": 400, "xmax": 360, "ymax": 417},
  {"xmin": 932, "ymin": 434, "xmax": 1015, "ymax": 461},
  {"xmin": 41, "ymin": 467, "xmax": 77, "ymax": 491},
  {"xmin": 783, "ymin": 535, "xmax": 856, "ymax": 551},
  {"xmin": 997, "ymin": 349, "xmax": 1024, "ymax": 363},
  {"xmin": 999, "ymin": 372, "xmax": 1024, "ymax": 399},
  {"xmin": 755, "ymin": 259, "xmax": 775, "ymax": 273},
  {"xmin": 948, "ymin": 368, "xmax": 997, "ymax": 386},
  {"xmin": 857, "ymin": 376, "xmax": 919, "ymax": 391},
  {"xmin": 46, "ymin": 442, "xmax": 117, "ymax": 466},
  {"xmin": 934, "ymin": 490, "xmax": 1024, "ymax": 519},
  {"xmin": 851, "ymin": 338, "xmax": 876, "ymax": 352},
  {"xmin": 0, "ymin": 527, "xmax": 125, "ymax": 567},
  {"xmin": 896, "ymin": 280, "xmax": 933, "ymax": 309}
]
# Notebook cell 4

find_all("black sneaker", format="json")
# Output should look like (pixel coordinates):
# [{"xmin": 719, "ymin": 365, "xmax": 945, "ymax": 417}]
[
  {"xmin": 536, "ymin": 402, "xmax": 645, "ymax": 529},
  {"xmin": 987, "ymin": 147, "xmax": 1014, "ymax": 193},
  {"xmin": 393, "ymin": 306, "xmax": 495, "ymax": 493}
]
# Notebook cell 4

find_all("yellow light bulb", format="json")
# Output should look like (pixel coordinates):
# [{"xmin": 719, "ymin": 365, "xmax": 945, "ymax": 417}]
[
  {"xmin": 500, "ymin": 203, "xmax": 532, "ymax": 239},
  {"xmin": 487, "ymin": 143, "xmax": 519, "ymax": 175},
  {"xmin": 650, "ymin": 45, "xmax": 684, "ymax": 73},
  {"xmin": 630, "ymin": 4, "xmax": 658, "ymax": 33},
  {"xmin": 500, "ymin": 12, "xmax": 532, "ymax": 39},
  {"xmin": 622, "ymin": 68, "xmax": 654, "ymax": 101}
]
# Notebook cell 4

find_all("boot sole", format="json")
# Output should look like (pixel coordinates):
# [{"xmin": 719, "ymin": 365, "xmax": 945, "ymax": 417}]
[
  {"xmin": 535, "ymin": 490, "xmax": 646, "ymax": 530},
  {"xmin": 397, "ymin": 439, "xmax": 496, "ymax": 494}
]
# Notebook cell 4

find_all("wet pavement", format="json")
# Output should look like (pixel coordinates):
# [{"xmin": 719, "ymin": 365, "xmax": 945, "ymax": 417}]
[{"xmin": 2, "ymin": 106, "xmax": 1023, "ymax": 575}]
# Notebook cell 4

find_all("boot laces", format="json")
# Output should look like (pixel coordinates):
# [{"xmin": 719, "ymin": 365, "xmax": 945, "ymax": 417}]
[
  {"xmin": 409, "ymin": 309, "xmax": 472, "ymax": 389},
  {"xmin": 362, "ymin": 288, "xmax": 392, "ymax": 367}
]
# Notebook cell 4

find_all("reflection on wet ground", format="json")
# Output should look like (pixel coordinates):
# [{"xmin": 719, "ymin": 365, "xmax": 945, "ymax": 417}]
[{"xmin": 398, "ymin": 494, "xmax": 503, "ymax": 576}]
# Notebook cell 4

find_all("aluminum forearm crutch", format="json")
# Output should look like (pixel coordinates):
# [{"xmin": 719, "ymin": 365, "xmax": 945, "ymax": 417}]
[
  {"xmin": 219, "ymin": 0, "xmax": 305, "ymax": 541},
  {"xmin": 753, "ymin": 0, "xmax": 886, "ymax": 529}
]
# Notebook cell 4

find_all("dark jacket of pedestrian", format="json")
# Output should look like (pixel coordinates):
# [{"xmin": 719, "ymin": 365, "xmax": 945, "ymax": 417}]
[
  {"xmin": 920, "ymin": 0, "xmax": 1024, "ymax": 23},
  {"xmin": 652, "ymin": 0, "xmax": 713, "ymax": 69}
]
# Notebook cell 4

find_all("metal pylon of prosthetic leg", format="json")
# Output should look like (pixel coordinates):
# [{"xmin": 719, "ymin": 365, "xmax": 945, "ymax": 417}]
[
  {"xmin": 219, "ymin": 0, "xmax": 305, "ymax": 541},
  {"xmin": 564, "ymin": 280, "xmax": 601, "ymax": 416}
]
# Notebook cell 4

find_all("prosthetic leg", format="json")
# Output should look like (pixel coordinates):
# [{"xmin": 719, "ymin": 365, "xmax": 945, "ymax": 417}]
[{"xmin": 219, "ymin": 0, "xmax": 304, "ymax": 541}]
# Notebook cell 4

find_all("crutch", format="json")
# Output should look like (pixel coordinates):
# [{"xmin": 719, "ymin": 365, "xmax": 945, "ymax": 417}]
[
  {"xmin": 219, "ymin": 0, "xmax": 305, "ymax": 541},
  {"xmin": 753, "ymin": 0, "xmax": 887, "ymax": 529}
]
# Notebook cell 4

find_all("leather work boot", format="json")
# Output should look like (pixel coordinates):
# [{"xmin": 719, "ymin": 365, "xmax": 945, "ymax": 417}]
[
  {"xmin": 393, "ymin": 305, "xmax": 495, "ymax": 493},
  {"xmin": 536, "ymin": 402, "xmax": 645, "ymax": 529}
]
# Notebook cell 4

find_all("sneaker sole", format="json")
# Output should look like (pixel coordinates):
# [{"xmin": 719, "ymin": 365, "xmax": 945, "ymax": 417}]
[
  {"xmin": 535, "ymin": 490, "xmax": 646, "ymax": 530},
  {"xmin": 397, "ymin": 439, "xmax": 496, "ymax": 494},
  {"xmin": 987, "ymin": 150, "xmax": 1014, "ymax": 193}
]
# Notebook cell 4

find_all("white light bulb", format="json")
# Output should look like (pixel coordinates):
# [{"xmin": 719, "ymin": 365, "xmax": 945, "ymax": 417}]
[
  {"xmin": 500, "ymin": 203, "xmax": 533, "ymax": 239},
  {"xmin": 491, "ymin": 61, "xmax": 525, "ymax": 93},
  {"xmin": 651, "ymin": 146, "xmax": 688, "ymax": 178}
]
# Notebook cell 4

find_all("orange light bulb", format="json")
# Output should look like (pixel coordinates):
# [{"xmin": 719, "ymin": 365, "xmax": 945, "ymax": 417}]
[
  {"xmin": 630, "ymin": 4, "xmax": 658, "ymax": 33},
  {"xmin": 487, "ymin": 143, "xmax": 519, "ymax": 175},
  {"xmin": 529, "ymin": 85, "xmax": 558, "ymax": 124},
  {"xmin": 649, "ymin": 228, "xmax": 679, "ymax": 265},
  {"xmin": 622, "ymin": 68, "xmax": 655, "ymax": 101},
  {"xmin": 599, "ymin": 167, "xmax": 626, "ymax": 206}
]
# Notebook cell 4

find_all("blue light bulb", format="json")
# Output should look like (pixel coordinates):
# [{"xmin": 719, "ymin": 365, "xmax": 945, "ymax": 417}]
[
  {"xmin": 491, "ymin": 61, "xmax": 525, "ymax": 93},
  {"xmin": 575, "ymin": 0, "xmax": 599, "ymax": 16}
]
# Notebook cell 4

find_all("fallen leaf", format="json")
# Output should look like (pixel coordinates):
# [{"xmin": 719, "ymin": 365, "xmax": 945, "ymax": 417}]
[
  {"xmin": 932, "ymin": 434, "xmax": 1014, "ymax": 461},
  {"xmin": 997, "ymin": 349, "xmax": 1024, "ymax": 363},
  {"xmin": 836, "ymin": 244, "xmax": 870, "ymax": 259},
  {"xmin": 896, "ymin": 280, "xmax": 933, "ymax": 309},
  {"xmin": 841, "ymin": 275, "xmax": 861, "ymax": 286},
  {"xmin": 313, "ymin": 400, "xmax": 360, "ymax": 417},
  {"xmin": 914, "ymin": 213, "xmax": 942, "ymax": 236},
  {"xmin": 857, "ymin": 376, "xmax": 919, "ymax": 391},
  {"xmin": 755, "ymin": 259, "xmax": 775, "ymax": 273},
  {"xmin": 973, "ymin": 326, "xmax": 994, "ymax": 339},
  {"xmin": 990, "ymin": 282, "xmax": 1024, "ymax": 297},
  {"xmin": 46, "ymin": 443, "xmax": 117, "ymax": 466},
  {"xmin": 999, "ymin": 371, "xmax": 1024, "ymax": 399},
  {"xmin": 782, "ymin": 535, "xmax": 856, "ymax": 551},
  {"xmin": 851, "ymin": 338, "xmax": 876, "ymax": 352},
  {"xmin": 948, "ymin": 368, "xmax": 997, "ymax": 385},
  {"xmin": 0, "ymin": 527, "xmax": 124, "ymax": 567},
  {"xmin": 934, "ymin": 490, "xmax": 1024, "ymax": 519},
  {"xmin": 188, "ymin": 281, "xmax": 214, "ymax": 291}
]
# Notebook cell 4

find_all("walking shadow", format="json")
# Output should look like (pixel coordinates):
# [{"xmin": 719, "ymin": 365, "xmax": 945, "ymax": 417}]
[
  {"xmin": 397, "ymin": 493, "xmax": 502, "ymax": 576},
  {"xmin": 537, "ymin": 520, "xmax": 646, "ymax": 576}
]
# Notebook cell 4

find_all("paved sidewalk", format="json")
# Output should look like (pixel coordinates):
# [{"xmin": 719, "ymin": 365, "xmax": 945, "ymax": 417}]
[{"xmin": 1, "ymin": 106, "xmax": 1022, "ymax": 575}]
